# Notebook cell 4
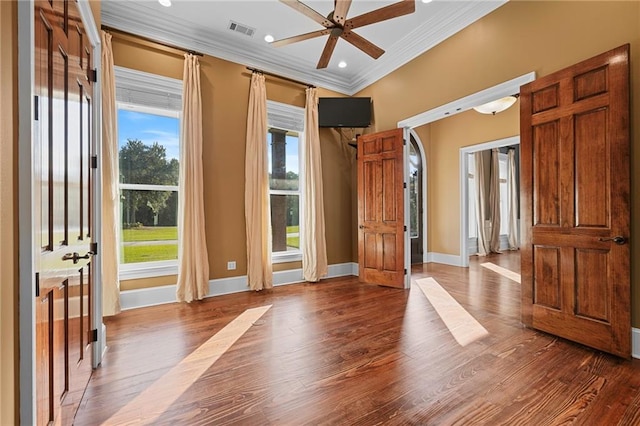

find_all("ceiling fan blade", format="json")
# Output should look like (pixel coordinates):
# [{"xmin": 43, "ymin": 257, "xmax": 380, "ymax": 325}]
[
  {"xmin": 341, "ymin": 30, "xmax": 384, "ymax": 59},
  {"xmin": 271, "ymin": 29, "xmax": 331, "ymax": 47},
  {"xmin": 345, "ymin": 0, "xmax": 415, "ymax": 30},
  {"xmin": 279, "ymin": 0, "xmax": 333, "ymax": 28},
  {"xmin": 317, "ymin": 33, "xmax": 339, "ymax": 69},
  {"xmin": 333, "ymin": 0, "xmax": 352, "ymax": 26}
]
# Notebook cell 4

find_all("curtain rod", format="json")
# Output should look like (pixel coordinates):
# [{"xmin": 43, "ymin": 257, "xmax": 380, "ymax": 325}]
[
  {"xmin": 102, "ymin": 26, "xmax": 204, "ymax": 57},
  {"xmin": 246, "ymin": 67, "xmax": 315, "ymax": 88}
]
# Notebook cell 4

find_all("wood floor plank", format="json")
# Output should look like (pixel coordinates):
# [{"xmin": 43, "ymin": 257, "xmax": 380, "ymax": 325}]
[{"xmin": 74, "ymin": 252, "xmax": 640, "ymax": 425}]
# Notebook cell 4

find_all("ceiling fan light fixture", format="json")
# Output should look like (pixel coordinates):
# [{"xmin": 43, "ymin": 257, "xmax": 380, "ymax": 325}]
[
  {"xmin": 473, "ymin": 95, "xmax": 518, "ymax": 115},
  {"xmin": 338, "ymin": 61, "xmax": 347, "ymax": 68},
  {"xmin": 158, "ymin": 0, "xmax": 171, "ymax": 7},
  {"xmin": 264, "ymin": 34, "xmax": 275, "ymax": 43}
]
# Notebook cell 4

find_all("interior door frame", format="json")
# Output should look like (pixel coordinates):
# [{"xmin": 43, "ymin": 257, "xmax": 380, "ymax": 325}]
[
  {"xmin": 459, "ymin": 136, "xmax": 520, "ymax": 267},
  {"xmin": 397, "ymin": 72, "xmax": 535, "ymax": 268},
  {"xmin": 17, "ymin": 1, "xmax": 103, "ymax": 422}
]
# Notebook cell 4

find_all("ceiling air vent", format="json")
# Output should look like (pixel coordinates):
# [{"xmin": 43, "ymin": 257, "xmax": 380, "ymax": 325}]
[{"xmin": 228, "ymin": 21, "xmax": 255, "ymax": 37}]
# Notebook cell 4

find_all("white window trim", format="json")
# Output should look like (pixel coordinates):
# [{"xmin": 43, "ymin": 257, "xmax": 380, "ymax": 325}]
[
  {"xmin": 116, "ymin": 67, "xmax": 182, "ymax": 279},
  {"xmin": 267, "ymin": 101, "xmax": 305, "ymax": 263}
]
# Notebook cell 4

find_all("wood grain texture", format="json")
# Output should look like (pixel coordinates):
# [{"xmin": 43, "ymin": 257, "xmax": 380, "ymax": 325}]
[
  {"xmin": 520, "ymin": 44, "xmax": 631, "ymax": 357},
  {"xmin": 74, "ymin": 252, "xmax": 640, "ymax": 425}
]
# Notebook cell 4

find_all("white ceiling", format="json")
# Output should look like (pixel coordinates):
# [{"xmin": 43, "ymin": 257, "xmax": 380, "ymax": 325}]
[{"xmin": 101, "ymin": 0, "xmax": 506, "ymax": 95}]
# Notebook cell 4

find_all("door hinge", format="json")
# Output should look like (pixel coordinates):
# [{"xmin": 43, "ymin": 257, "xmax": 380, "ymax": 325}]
[
  {"xmin": 403, "ymin": 139, "xmax": 407, "ymax": 146},
  {"xmin": 35, "ymin": 272, "xmax": 40, "ymax": 297},
  {"xmin": 91, "ymin": 155, "xmax": 98, "ymax": 169},
  {"xmin": 403, "ymin": 182, "xmax": 407, "ymax": 189},
  {"xmin": 34, "ymin": 95, "xmax": 39, "ymax": 121},
  {"xmin": 404, "ymin": 225, "xmax": 407, "ymax": 232},
  {"xmin": 89, "ymin": 329, "xmax": 98, "ymax": 343},
  {"xmin": 89, "ymin": 68, "xmax": 97, "ymax": 83},
  {"xmin": 91, "ymin": 241, "xmax": 98, "ymax": 256},
  {"xmin": 404, "ymin": 268, "xmax": 407, "ymax": 275}
]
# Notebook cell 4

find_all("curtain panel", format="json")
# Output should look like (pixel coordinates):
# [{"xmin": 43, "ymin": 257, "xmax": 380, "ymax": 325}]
[
  {"xmin": 302, "ymin": 87, "xmax": 328, "ymax": 282},
  {"xmin": 100, "ymin": 31, "xmax": 121, "ymax": 316},
  {"xmin": 244, "ymin": 73, "xmax": 273, "ymax": 291},
  {"xmin": 507, "ymin": 148, "xmax": 519, "ymax": 249},
  {"xmin": 176, "ymin": 54, "xmax": 210, "ymax": 302},
  {"xmin": 488, "ymin": 148, "xmax": 502, "ymax": 253},
  {"xmin": 473, "ymin": 152, "xmax": 489, "ymax": 256}
]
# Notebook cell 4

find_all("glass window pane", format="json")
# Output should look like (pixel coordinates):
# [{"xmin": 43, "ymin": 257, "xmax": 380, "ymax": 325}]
[
  {"xmin": 270, "ymin": 194, "xmax": 299, "ymax": 253},
  {"xmin": 267, "ymin": 130, "xmax": 299, "ymax": 190},
  {"xmin": 120, "ymin": 189, "xmax": 178, "ymax": 264},
  {"xmin": 118, "ymin": 109, "xmax": 180, "ymax": 185}
]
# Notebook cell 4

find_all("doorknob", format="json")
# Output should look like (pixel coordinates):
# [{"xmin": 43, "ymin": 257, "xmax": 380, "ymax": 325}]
[
  {"xmin": 62, "ymin": 251, "xmax": 94, "ymax": 264},
  {"xmin": 598, "ymin": 236, "xmax": 627, "ymax": 245}
]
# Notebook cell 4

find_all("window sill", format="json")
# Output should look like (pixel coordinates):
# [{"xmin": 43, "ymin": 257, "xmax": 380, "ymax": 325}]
[
  {"xmin": 272, "ymin": 251, "xmax": 302, "ymax": 264},
  {"xmin": 120, "ymin": 260, "xmax": 178, "ymax": 281}
]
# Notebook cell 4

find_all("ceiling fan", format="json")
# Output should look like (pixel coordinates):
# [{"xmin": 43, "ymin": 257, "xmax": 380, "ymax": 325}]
[{"xmin": 273, "ymin": 0, "xmax": 416, "ymax": 69}]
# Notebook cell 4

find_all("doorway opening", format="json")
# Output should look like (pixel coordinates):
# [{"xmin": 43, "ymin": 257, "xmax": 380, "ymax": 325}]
[{"xmin": 459, "ymin": 136, "xmax": 520, "ymax": 267}]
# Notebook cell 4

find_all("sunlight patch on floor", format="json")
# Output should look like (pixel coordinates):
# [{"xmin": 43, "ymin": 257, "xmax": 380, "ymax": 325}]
[
  {"xmin": 416, "ymin": 277, "xmax": 489, "ymax": 347},
  {"xmin": 480, "ymin": 262, "xmax": 521, "ymax": 283},
  {"xmin": 103, "ymin": 305, "xmax": 272, "ymax": 425}
]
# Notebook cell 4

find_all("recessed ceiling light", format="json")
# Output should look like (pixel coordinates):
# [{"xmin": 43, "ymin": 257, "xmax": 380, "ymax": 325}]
[
  {"xmin": 158, "ymin": 0, "xmax": 171, "ymax": 7},
  {"xmin": 338, "ymin": 61, "xmax": 347, "ymax": 68},
  {"xmin": 264, "ymin": 34, "xmax": 274, "ymax": 43},
  {"xmin": 421, "ymin": 0, "xmax": 433, "ymax": 3}
]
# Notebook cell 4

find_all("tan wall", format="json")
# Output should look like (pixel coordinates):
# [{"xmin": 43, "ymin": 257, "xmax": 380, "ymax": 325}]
[
  {"xmin": 357, "ymin": 1, "xmax": 640, "ymax": 326},
  {"xmin": 1, "ymin": 1, "xmax": 17, "ymax": 423},
  {"xmin": 111, "ymin": 35, "xmax": 354, "ymax": 290}
]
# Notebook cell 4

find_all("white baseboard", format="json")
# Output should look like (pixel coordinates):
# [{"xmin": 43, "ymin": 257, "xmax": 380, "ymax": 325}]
[
  {"xmin": 633, "ymin": 327, "xmax": 640, "ymax": 359},
  {"xmin": 120, "ymin": 262, "xmax": 359, "ymax": 311},
  {"xmin": 426, "ymin": 252, "xmax": 464, "ymax": 267}
]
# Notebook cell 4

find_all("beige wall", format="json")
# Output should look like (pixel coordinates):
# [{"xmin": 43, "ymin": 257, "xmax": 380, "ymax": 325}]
[
  {"xmin": 1, "ymin": 1, "xmax": 17, "ymax": 423},
  {"xmin": 111, "ymin": 35, "xmax": 354, "ymax": 291},
  {"xmin": 357, "ymin": 1, "xmax": 640, "ymax": 326}
]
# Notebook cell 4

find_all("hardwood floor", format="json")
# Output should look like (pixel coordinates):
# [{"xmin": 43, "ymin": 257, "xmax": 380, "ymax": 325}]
[{"xmin": 75, "ymin": 252, "xmax": 640, "ymax": 425}]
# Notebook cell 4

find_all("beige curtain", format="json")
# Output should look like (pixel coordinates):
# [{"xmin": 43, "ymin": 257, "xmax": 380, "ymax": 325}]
[
  {"xmin": 176, "ymin": 54, "xmax": 210, "ymax": 302},
  {"xmin": 489, "ymin": 148, "xmax": 502, "ymax": 253},
  {"xmin": 100, "ymin": 31, "xmax": 121, "ymax": 316},
  {"xmin": 507, "ymin": 148, "xmax": 519, "ymax": 249},
  {"xmin": 245, "ymin": 73, "xmax": 273, "ymax": 291},
  {"xmin": 302, "ymin": 87, "xmax": 328, "ymax": 282},
  {"xmin": 473, "ymin": 152, "xmax": 489, "ymax": 256}
]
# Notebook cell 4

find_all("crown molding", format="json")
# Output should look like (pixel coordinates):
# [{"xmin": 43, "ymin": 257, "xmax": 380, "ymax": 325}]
[{"xmin": 102, "ymin": 1, "xmax": 505, "ymax": 95}]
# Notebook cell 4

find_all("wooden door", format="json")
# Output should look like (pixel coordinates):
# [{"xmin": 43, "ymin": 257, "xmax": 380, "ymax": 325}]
[
  {"xmin": 520, "ymin": 44, "xmax": 630, "ymax": 357},
  {"xmin": 35, "ymin": 0, "xmax": 95, "ymax": 424},
  {"xmin": 358, "ymin": 128, "xmax": 405, "ymax": 288}
]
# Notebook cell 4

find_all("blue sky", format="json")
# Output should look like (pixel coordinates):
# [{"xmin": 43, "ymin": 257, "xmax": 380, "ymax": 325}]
[{"xmin": 118, "ymin": 109, "xmax": 180, "ymax": 160}]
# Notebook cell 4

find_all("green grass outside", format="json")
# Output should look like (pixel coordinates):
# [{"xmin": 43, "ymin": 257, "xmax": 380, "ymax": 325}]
[
  {"xmin": 123, "ymin": 243, "xmax": 178, "ymax": 263},
  {"xmin": 286, "ymin": 225, "xmax": 299, "ymax": 248},
  {"xmin": 123, "ymin": 226, "xmax": 178, "ymax": 242}
]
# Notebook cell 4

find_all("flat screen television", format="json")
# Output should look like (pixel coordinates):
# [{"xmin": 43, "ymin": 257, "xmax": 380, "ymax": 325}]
[{"xmin": 318, "ymin": 97, "xmax": 371, "ymax": 128}]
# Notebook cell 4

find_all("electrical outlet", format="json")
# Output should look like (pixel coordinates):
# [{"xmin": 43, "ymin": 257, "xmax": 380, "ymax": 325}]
[{"xmin": 227, "ymin": 261, "xmax": 236, "ymax": 270}]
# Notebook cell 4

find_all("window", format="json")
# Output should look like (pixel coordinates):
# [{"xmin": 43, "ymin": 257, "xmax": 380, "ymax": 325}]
[
  {"xmin": 498, "ymin": 153, "xmax": 509, "ymax": 235},
  {"xmin": 266, "ymin": 101, "xmax": 305, "ymax": 263},
  {"xmin": 115, "ymin": 67, "xmax": 182, "ymax": 279},
  {"xmin": 467, "ymin": 153, "xmax": 478, "ymax": 239},
  {"xmin": 409, "ymin": 141, "xmax": 420, "ymax": 238}
]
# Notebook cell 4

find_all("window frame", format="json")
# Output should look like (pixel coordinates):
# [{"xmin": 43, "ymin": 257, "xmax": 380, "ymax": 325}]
[
  {"xmin": 115, "ymin": 67, "xmax": 182, "ymax": 280},
  {"xmin": 266, "ymin": 100, "xmax": 305, "ymax": 264}
]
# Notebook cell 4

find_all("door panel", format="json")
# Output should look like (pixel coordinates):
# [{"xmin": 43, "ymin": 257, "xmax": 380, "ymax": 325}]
[
  {"xmin": 521, "ymin": 44, "xmax": 630, "ymax": 357},
  {"xmin": 34, "ymin": 0, "xmax": 95, "ymax": 423},
  {"xmin": 358, "ymin": 128, "xmax": 405, "ymax": 289}
]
